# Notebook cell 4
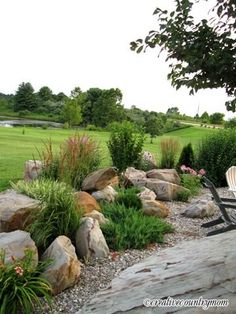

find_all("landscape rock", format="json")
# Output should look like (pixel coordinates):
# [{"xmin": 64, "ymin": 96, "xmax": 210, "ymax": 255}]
[
  {"xmin": 146, "ymin": 168, "xmax": 181, "ymax": 185},
  {"xmin": 142, "ymin": 151, "xmax": 157, "ymax": 169},
  {"xmin": 75, "ymin": 191, "xmax": 101, "ymax": 214},
  {"xmin": 92, "ymin": 185, "xmax": 118, "ymax": 202},
  {"xmin": 123, "ymin": 167, "xmax": 147, "ymax": 187},
  {"xmin": 0, "ymin": 230, "xmax": 38, "ymax": 265},
  {"xmin": 145, "ymin": 178, "xmax": 189, "ymax": 201},
  {"xmin": 82, "ymin": 167, "xmax": 118, "ymax": 191},
  {"xmin": 142, "ymin": 200, "xmax": 170, "ymax": 218},
  {"xmin": 76, "ymin": 217, "xmax": 109, "ymax": 260},
  {"xmin": 138, "ymin": 187, "xmax": 156, "ymax": 201},
  {"xmin": 181, "ymin": 200, "xmax": 218, "ymax": 218},
  {"xmin": 24, "ymin": 159, "xmax": 43, "ymax": 181},
  {"xmin": 79, "ymin": 231, "xmax": 236, "ymax": 314},
  {"xmin": 84, "ymin": 210, "xmax": 109, "ymax": 225},
  {"xmin": 0, "ymin": 189, "xmax": 39, "ymax": 232},
  {"xmin": 109, "ymin": 175, "xmax": 119, "ymax": 187},
  {"xmin": 41, "ymin": 235, "xmax": 81, "ymax": 295}
]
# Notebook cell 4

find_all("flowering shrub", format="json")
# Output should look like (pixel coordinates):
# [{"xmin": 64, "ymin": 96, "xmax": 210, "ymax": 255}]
[
  {"xmin": 180, "ymin": 165, "xmax": 206, "ymax": 176},
  {"xmin": 0, "ymin": 249, "xmax": 52, "ymax": 314}
]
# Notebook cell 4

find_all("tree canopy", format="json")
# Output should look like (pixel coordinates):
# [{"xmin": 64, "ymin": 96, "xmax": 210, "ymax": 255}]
[{"xmin": 130, "ymin": 0, "xmax": 236, "ymax": 112}]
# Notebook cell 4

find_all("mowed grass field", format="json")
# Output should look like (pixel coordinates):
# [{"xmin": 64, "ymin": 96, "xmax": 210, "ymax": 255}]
[{"xmin": 0, "ymin": 126, "xmax": 216, "ymax": 191}]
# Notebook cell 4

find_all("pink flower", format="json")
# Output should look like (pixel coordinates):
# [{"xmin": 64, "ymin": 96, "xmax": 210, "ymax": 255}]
[
  {"xmin": 189, "ymin": 169, "xmax": 197, "ymax": 175},
  {"xmin": 180, "ymin": 165, "xmax": 188, "ymax": 172},
  {"xmin": 198, "ymin": 169, "xmax": 206, "ymax": 176},
  {"xmin": 14, "ymin": 266, "xmax": 24, "ymax": 276}
]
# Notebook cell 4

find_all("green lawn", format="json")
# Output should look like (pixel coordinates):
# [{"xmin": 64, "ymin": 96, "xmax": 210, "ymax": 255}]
[{"xmin": 0, "ymin": 126, "xmax": 216, "ymax": 191}]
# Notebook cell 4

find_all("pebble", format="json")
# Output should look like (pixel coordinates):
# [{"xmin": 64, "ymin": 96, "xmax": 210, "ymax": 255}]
[{"xmin": 35, "ymin": 187, "xmax": 234, "ymax": 314}]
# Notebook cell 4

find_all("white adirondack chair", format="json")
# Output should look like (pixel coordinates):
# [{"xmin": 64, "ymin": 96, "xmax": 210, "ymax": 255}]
[{"xmin": 226, "ymin": 166, "xmax": 236, "ymax": 198}]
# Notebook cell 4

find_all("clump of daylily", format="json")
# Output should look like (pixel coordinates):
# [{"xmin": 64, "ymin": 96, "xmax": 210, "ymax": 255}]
[{"xmin": 0, "ymin": 249, "xmax": 52, "ymax": 314}]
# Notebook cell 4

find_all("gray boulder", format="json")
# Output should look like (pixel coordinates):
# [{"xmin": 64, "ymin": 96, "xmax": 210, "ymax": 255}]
[
  {"xmin": 146, "ymin": 169, "xmax": 181, "ymax": 185},
  {"xmin": 145, "ymin": 178, "xmax": 190, "ymax": 201},
  {"xmin": 0, "ymin": 230, "xmax": 38, "ymax": 265},
  {"xmin": 0, "ymin": 189, "xmax": 39, "ymax": 232},
  {"xmin": 123, "ymin": 167, "xmax": 147, "ymax": 187},
  {"xmin": 76, "ymin": 217, "xmax": 109, "ymax": 260}
]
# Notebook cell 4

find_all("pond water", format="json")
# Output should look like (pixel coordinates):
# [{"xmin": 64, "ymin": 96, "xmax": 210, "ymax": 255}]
[{"xmin": 0, "ymin": 117, "xmax": 62, "ymax": 128}]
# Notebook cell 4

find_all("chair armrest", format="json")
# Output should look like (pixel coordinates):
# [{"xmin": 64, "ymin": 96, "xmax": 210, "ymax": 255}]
[
  {"xmin": 221, "ymin": 203, "xmax": 236, "ymax": 209},
  {"xmin": 221, "ymin": 197, "xmax": 236, "ymax": 203},
  {"xmin": 211, "ymin": 196, "xmax": 236, "ymax": 203}
]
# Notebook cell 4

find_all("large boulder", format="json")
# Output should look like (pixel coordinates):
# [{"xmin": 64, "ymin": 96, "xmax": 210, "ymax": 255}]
[
  {"xmin": 78, "ymin": 231, "xmax": 236, "ymax": 314},
  {"xmin": 92, "ymin": 185, "xmax": 118, "ymax": 203},
  {"xmin": 41, "ymin": 236, "xmax": 81, "ymax": 295},
  {"xmin": 82, "ymin": 167, "xmax": 118, "ymax": 192},
  {"xmin": 76, "ymin": 217, "xmax": 109, "ymax": 260},
  {"xmin": 142, "ymin": 200, "xmax": 170, "ymax": 218},
  {"xmin": 145, "ymin": 178, "xmax": 189, "ymax": 201},
  {"xmin": 123, "ymin": 167, "xmax": 147, "ymax": 187},
  {"xmin": 146, "ymin": 169, "xmax": 181, "ymax": 185},
  {"xmin": 0, "ymin": 230, "xmax": 38, "ymax": 265},
  {"xmin": 181, "ymin": 200, "xmax": 218, "ymax": 219},
  {"xmin": 0, "ymin": 190, "xmax": 39, "ymax": 232},
  {"xmin": 24, "ymin": 160, "xmax": 43, "ymax": 181},
  {"xmin": 75, "ymin": 191, "xmax": 101, "ymax": 214}
]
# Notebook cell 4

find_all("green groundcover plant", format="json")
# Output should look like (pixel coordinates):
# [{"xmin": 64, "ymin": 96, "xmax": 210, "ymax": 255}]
[
  {"xmin": 115, "ymin": 187, "xmax": 142, "ymax": 210},
  {"xmin": 176, "ymin": 165, "xmax": 205, "ymax": 202},
  {"xmin": 101, "ymin": 203, "xmax": 174, "ymax": 251},
  {"xmin": 12, "ymin": 179, "xmax": 81, "ymax": 250},
  {"xmin": 0, "ymin": 249, "xmax": 52, "ymax": 314}
]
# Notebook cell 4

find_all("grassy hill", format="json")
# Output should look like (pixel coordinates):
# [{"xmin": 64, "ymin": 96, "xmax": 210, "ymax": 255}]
[{"xmin": 0, "ymin": 125, "xmax": 216, "ymax": 191}]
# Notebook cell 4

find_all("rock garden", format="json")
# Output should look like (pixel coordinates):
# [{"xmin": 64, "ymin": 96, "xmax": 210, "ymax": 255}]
[{"xmin": 0, "ymin": 123, "xmax": 236, "ymax": 314}]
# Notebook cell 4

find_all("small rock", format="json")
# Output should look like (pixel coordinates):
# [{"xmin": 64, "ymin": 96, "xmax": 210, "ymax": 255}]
[
  {"xmin": 138, "ymin": 187, "xmax": 156, "ymax": 201},
  {"xmin": 24, "ymin": 160, "xmax": 43, "ymax": 181},
  {"xmin": 142, "ymin": 200, "xmax": 170, "ymax": 218},
  {"xmin": 181, "ymin": 200, "xmax": 218, "ymax": 218},
  {"xmin": 142, "ymin": 151, "xmax": 157, "ymax": 169},
  {"xmin": 92, "ymin": 185, "xmax": 118, "ymax": 202},
  {"xmin": 84, "ymin": 210, "xmax": 109, "ymax": 225}
]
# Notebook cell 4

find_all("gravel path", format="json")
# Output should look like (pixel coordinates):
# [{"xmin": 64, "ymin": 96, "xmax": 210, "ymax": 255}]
[{"xmin": 37, "ymin": 187, "xmax": 233, "ymax": 314}]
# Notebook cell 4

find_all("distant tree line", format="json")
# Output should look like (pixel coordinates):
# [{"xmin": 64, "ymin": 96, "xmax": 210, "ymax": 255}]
[{"xmin": 0, "ymin": 82, "xmax": 235, "ymax": 135}]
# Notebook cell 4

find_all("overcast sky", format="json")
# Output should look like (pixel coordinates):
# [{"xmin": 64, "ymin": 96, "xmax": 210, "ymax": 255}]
[{"xmin": 0, "ymin": 0, "xmax": 235, "ymax": 119}]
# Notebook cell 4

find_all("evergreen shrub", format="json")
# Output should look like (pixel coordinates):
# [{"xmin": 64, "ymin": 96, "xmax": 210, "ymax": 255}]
[
  {"xmin": 107, "ymin": 121, "xmax": 145, "ymax": 172},
  {"xmin": 196, "ymin": 129, "xmax": 236, "ymax": 186}
]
